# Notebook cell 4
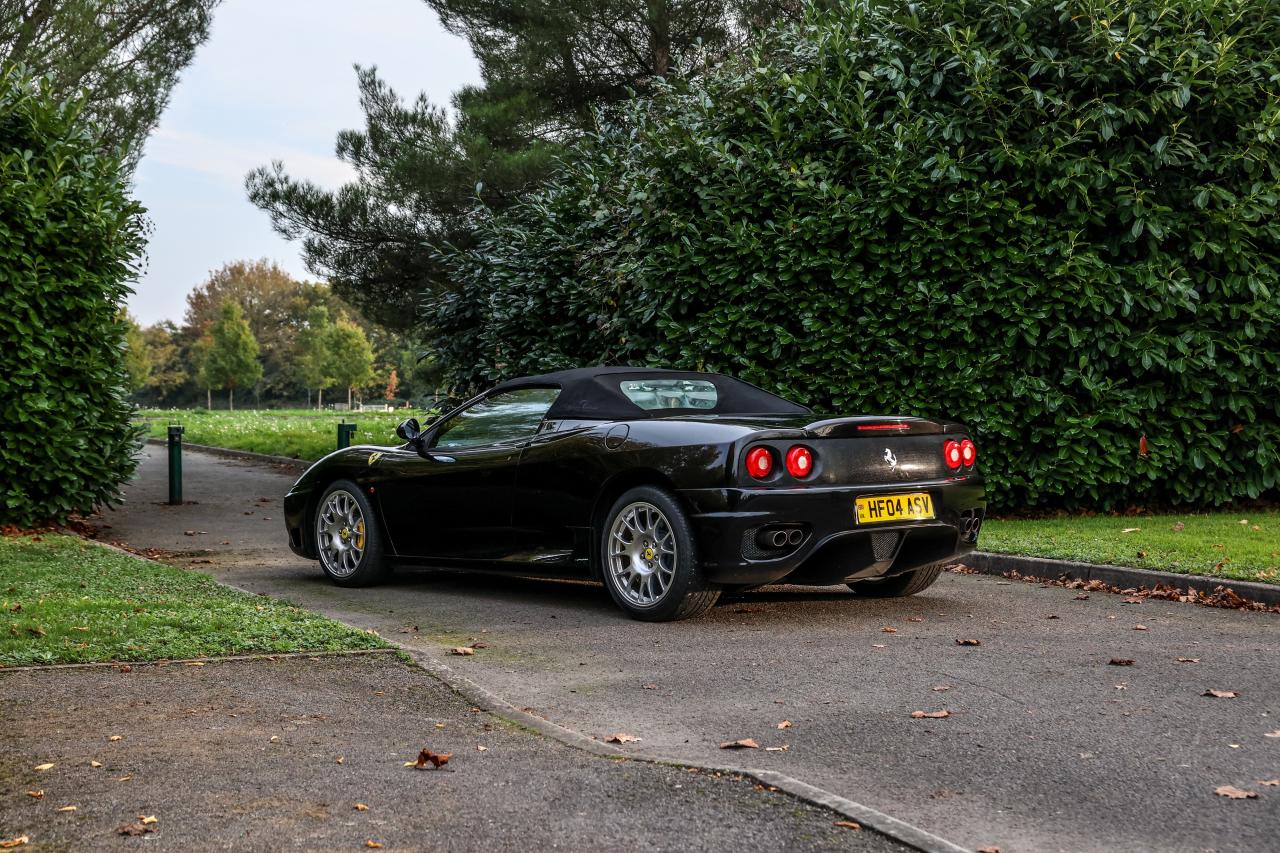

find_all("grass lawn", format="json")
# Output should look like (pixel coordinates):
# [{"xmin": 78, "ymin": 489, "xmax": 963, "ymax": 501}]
[
  {"xmin": 981, "ymin": 510, "xmax": 1280, "ymax": 585},
  {"xmin": 0, "ymin": 534, "xmax": 386, "ymax": 666},
  {"xmin": 136, "ymin": 408, "xmax": 412, "ymax": 461}
]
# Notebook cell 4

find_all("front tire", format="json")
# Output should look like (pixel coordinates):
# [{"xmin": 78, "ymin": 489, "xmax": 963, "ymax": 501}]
[
  {"xmin": 314, "ymin": 480, "xmax": 388, "ymax": 587},
  {"xmin": 847, "ymin": 562, "xmax": 945, "ymax": 598},
  {"xmin": 600, "ymin": 486, "xmax": 719, "ymax": 621}
]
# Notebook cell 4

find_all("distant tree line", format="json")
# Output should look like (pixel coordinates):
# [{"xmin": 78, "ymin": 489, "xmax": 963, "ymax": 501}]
[{"xmin": 123, "ymin": 260, "xmax": 440, "ymax": 409}]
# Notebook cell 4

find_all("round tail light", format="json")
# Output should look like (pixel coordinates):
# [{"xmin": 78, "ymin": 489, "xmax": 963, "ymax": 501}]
[
  {"xmin": 785, "ymin": 445, "xmax": 814, "ymax": 478},
  {"xmin": 960, "ymin": 439, "xmax": 976, "ymax": 467},
  {"xmin": 943, "ymin": 440, "xmax": 962, "ymax": 471},
  {"xmin": 746, "ymin": 446, "xmax": 774, "ymax": 479}
]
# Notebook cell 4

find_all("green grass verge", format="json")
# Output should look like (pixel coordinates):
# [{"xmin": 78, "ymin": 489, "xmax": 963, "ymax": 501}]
[
  {"xmin": 981, "ymin": 510, "xmax": 1280, "ymax": 585},
  {"xmin": 0, "ymin": 534, "xmax": 386, "ymax": 666},
  {"xmin": 136, "ymin": 408, "xmax": 410, "ymax": 461}
]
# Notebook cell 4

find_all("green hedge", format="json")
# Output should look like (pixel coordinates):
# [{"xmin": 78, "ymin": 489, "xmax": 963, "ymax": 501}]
[
  {"xmin": 0, "ymin": 69, "xmax": 145, "ymax": 526},
  {"xmin": 436, "ymin": 0, "xmax": 1280, "ymax": 510}
]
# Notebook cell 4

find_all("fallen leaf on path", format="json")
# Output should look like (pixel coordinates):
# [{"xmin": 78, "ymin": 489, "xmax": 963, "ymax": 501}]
[
  {"xmin": 881, "ymin": 626, "xmax": 897, "ymax": 633},
  {"xmin": 1108, "ymin": 659, "xmax": 1135, "ymax": 666},
  {"xmin": 33, "ymin": 763, "xmax": 54, "ymax": 771},
  {"xmin": 911, "ymin": 710, "xmax": 951, "ymax": 719},
  {"xmin": 719, "ymin": 738, "xmax": 760, "ymax": 750},
  {"xmin": 448, "ymin": 647, "xmax": 475, "ymax": 656},
  {"xmin": 336, "ymin": 756, "xmax": 344, "ymax": 764},
  {"xmin": 955, "ymin": 639, "xmax": 981, "ymax": 646},
  {"xmin": 469, "ymin": 641, "xmax": 488, "ymax": 649},
  {"xmin": 353, "ymin": 803, "xmax": 368, "ymax": 811},
  {"xmin": 1123, "ymin": 597, "xmax": 1143, "ymax": 604},
  {"xmin": 932, "ymin": 685, "xmax": 952, "ymax": 692},
  {"xmin": 907, "ymin": 616, "xmax": 924, "ymax": 622},
  {"xmin": 977, "ymin": 847, "xmax": 1002, "ymax": 853},
  {"xmin": 183, "ymin": 661, "xmax": 205, "ymax": 667},
  {"xmin": 777, "ymin": 720, "xmax": 792, "ymax": 729},
  {"xmin": 0, "ymin": 837, "xmax": 29, "ymax": 849},
  {"xmin": 1177, "ymin": 658, "xmax": 1199, "ymax": 663},
  {"xmin": 117, "ymin": 822, "xmax": 154, "ymax": 837},
  {"xmin": 764, "ymin": 745, "xmax": 789, "ymax": 752},
  {"xmin": 1214, "ymin": 785, "xmax": 1257, "ymax": 799},
  {"xmin": 1134, "ymin": 625, "xmax": 1149, "ymax": 631},
  {"xmin": 833, "ymin": 821, "xmax": 861, "ymax": 830},
  {"xmin": 139, "ymin": 816, "xmax": 157, "ymax": 825},
  {"xmin": 56, "ymin": 806, "xmax": 76, "ymax": 812},
  {"xmin": 476, "ymin": 745, "xmax": 488, "ymax": 752},
  {"xmin": 642, "ymin": 684, "xmax": 657, "ymax": 690},
  {"xmin": 1259, "ymin": 779, "xmax": 1280, "ymax": 787},
  {"xmin": 25, "ymin": 791, "xmax": 42, "ymax": 799},
  {"xmin": 871, "ymin": 644, "xmax": 887, "ymax": 649},
  {"xmin": 365, "ymin": 842, "xmax": 384, "ymax": 850},
  {"xmin": 605, "ymin": 733, "xmax": 641, "ymax": 744},
  {"xmin": 413, "ymin": 748, "xmax": 451, "ymax": 769},
  {"xmin": 117, "ymin": 664, "xmax": 131, "ymax": 673},
  {"xmin": 1202, "ymin": 689, "xmax": 1238, "ymax": 698},
  {"xmin": 1074, "ymin": 593, "xmax": 1090, "ymax": 600},
  {"xmin": 108, "ymin": 735, "xmax": 122, "ymax": 742},
  {"xmin": 90, "ymin": 760, "xmax": 102, "ymax": 768},
  {"xmin": 116, "ymin": 775, "xmax": 132, "ymax": 782},
  {"xmin": 1266, "ymin": 731, "xmax": 1280, "ymax": 738},
  {"xmin": 269, "ymin": 736, "xmax": 279, "ymax": 742}
]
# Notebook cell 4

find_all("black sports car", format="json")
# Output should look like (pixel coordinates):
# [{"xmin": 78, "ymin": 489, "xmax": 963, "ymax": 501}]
[{"xmin": 284, "ymin": 367, "xmax": 986, "ymax": 621}]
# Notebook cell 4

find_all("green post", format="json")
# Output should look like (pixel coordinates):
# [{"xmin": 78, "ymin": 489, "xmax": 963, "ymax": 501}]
[
  {"xmin": 167, "ymin": 424, "xmax": 184, "ymax": 505},
  {"xmin": 337, "ymin": 421, "xmax": 357, "ymax": 450}
]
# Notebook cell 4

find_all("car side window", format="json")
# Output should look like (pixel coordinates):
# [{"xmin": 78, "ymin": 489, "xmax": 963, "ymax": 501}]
[{"xmin": 431, "ymin": 387, "xmax": 561, "ymax": 450}]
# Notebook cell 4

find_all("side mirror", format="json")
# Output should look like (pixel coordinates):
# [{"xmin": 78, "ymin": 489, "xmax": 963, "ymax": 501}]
[{"xmin": 396, "ymin": 417, "xmax": 421, "ymax": 443}]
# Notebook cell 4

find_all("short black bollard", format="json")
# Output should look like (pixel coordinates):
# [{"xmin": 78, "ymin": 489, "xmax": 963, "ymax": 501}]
[
  {"xmin": 167, "ymin": 424, "xmax": 184, "ymax": 505},
  {"xmin": 337, "ymin": 422, "xmax": 357, "ymax": 450}
]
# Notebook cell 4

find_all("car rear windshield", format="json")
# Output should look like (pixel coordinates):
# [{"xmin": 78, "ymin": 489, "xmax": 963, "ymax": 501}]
[{"xmin": 619, "ymin": 378, "xmax": 718, "ymax": 411}]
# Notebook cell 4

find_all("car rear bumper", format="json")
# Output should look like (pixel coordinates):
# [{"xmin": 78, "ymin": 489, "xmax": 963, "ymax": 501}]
[{"xmin": 679, "ymin": 477, "xmax": 986, "ymax": 586}]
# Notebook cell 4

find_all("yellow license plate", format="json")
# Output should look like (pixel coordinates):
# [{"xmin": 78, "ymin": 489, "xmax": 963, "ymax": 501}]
[{"xmin": 855, "ymin": 493, "xmax": 935, "ymax": 525}]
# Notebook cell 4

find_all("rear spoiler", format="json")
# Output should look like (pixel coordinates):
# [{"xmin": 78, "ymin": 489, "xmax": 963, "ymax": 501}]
[{"xmin": 803, "ymin": 416, "xmax": 966, "ymax": 438}]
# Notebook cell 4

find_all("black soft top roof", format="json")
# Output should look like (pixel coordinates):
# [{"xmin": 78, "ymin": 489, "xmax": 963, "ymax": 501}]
[{"xmin": 488, "ymin": 366, "xmax": 811, "ymax": 421}]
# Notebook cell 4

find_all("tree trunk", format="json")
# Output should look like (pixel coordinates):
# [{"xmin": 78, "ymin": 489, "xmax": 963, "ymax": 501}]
[
  {"xmin": 229, "ymin": 387, "xmax": 234, "ymax": 411},
  {"xmin": 306, "ymin": 388, "xmax": 311, "ymax": 409},
  {"xmin": 347, "ymin": 386, "xmax": 353, "ymax": 408},
  {"xmin": 318, "ymin": 388, "xmax": 323, "ymax": 409},
  {"xmin": 648, "ymin": 0, "xmax": 671, "ymax": 77},
  {"xmin": 207, "ymin": 388, "xmax": 211, "ymax": 410}
]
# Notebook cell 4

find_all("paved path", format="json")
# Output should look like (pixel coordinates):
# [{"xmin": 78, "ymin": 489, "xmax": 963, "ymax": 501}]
[
  {"xmin": 102, "ymin": 447, "xmax": 1280, "ymax": 852},
  {"xmin": 2, "ymin": 654, "xmax": 897, "ymax": 851}
]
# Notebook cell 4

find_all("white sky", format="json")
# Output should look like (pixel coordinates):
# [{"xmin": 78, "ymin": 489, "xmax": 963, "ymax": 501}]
[{"xmin": 127, "ymin": 0, "xmax": 481, "ymax": 325}]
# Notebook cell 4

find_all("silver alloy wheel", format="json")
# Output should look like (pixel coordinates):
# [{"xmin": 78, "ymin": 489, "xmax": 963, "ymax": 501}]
[
  {"xmin": 317, "ymin": 489, "xmax": 366, "ymax": 578},
  {"xmin": 607, "ymin": 501, "xmax": 677, "ymax": 607}
]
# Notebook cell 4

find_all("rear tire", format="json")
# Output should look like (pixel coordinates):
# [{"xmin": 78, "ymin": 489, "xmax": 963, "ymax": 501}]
[
  {"xmin": 847, "ymin": 562, "xmax": 945, "ymax": 598},
  {"xmin": 314, "ymin": 480, "xmax": 388, "ymax": 587},
  {"xmin": 600, "ymin": 486, "xmax": 719, "ymax": 621}
]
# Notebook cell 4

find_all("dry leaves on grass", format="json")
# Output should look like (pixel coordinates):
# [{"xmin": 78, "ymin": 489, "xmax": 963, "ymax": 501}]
[
  {"xmin": 911, "ymin": 710, "xmax": 951, "ymax": 719},
  {"xmin": 719, "ymin": 738, "xmax": 760, "ymax": 750},
  {"xmin": 1109, "ymin": 659, "xmax": 1135, "ymax": 666},
  {"xmin": 955, "ymin": 638, "xmax": 981, "ymax": 646},
  {"xmin": 410, "ymin": 748, "xmax": 451, "ymax": 770},
  {"xmin": 777, "ymin": 720, "xmax": 792, "ymax": 729},
  {"xmin": 1214, "ymin": 785, "xmax": 1257, "ymax": 800},
  {"xmin": 448, "ymin": 647, "xmax": 475, "ymax": 656},
  {"xmin": 604, "ymin": 733, "xmax": 642, "ymax": 744},
  {"xmin": 833, "ymin": 821, "xmax": 861, "ymax": 830},
  {"xmin": 1202, "ymin": 689, "xmax": 1239, "ymax": 699}
]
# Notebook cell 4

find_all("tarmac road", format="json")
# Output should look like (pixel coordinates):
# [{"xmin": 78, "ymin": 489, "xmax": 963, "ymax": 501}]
[{"xmin": 101, "ymin": 447, "xmax": 1280, "ymax": 852}]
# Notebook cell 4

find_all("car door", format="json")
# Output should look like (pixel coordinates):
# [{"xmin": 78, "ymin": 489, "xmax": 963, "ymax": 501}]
[{"xmin": 375, "ymin": 387, "xmax": 561, "ymax": 561}]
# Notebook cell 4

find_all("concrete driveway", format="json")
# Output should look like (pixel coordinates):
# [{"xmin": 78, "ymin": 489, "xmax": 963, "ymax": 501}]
[{"xmin": 101, "ymin": 447, "xmax": 1280, "ymax": 852}]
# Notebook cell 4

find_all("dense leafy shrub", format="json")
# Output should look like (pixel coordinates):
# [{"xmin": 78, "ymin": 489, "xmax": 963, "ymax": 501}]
[
  {"xmin": 0, "ymin": 69, "xmax": 146, "ymax": 526},
  {"xmin": 437, "ymin": 0, "xmax": 1280, "ymax": 510}
]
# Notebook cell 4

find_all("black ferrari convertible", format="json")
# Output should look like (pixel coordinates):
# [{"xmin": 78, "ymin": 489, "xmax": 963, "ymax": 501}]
[{"xmin": 284, "ymin": 367, "xmax": 986, "ymax": 621}]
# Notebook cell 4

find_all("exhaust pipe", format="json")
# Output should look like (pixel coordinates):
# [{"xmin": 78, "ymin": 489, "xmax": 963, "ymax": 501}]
[
  {"xmin": 786, "ymin": 529, "xmax": 803, "ymax": 546},
  {"xmin": 770, "ymin": 530, "xmax": 789, "ymax": 548},
  {"xmin": 755, "ymin": 527, "xmax": 805, "ymax": 551}
]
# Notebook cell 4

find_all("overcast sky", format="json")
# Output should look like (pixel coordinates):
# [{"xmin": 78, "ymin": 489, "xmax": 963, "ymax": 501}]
[{"xmin": 127, "ymin": 0, "xmax": 481, "ymax": 325}]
